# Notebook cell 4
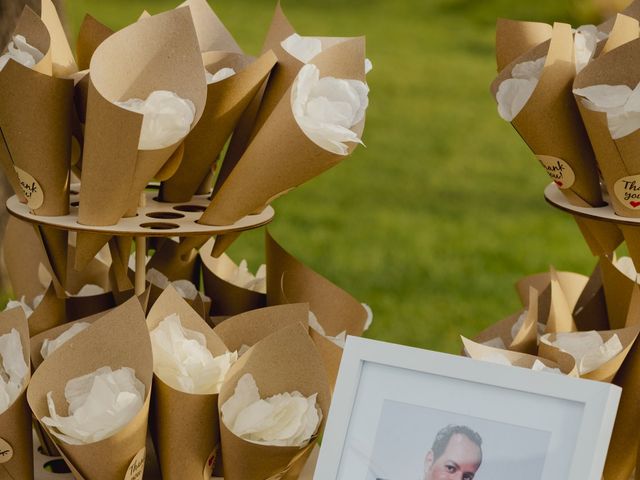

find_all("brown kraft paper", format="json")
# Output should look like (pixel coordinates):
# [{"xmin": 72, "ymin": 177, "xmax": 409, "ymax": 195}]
[{"xmin": 495, "ymin": 18, "xmax": 551, "ymax": 72}]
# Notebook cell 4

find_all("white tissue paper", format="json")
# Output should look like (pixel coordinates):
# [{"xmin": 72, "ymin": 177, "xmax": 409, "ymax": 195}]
[
  {"xmin": 482, "ymin": 337, "xmax": 506, "ymax": 349},
  {"xmin": 574, "ymin": 83, "xmax": 640, "ymax": 139},
  {"xmin": 510, "ymin": 309, "xmax": 546, "ymax": 340},
  {"xmin": 40, "ymin": 323, "xmax": 91, "ymax": 360},
  {"xmin": 4, "ymin": 295, "xmax": 37, "ymax": 318},
  {"xmin": 475, "ymin": 350, "xmax": 512, "ymax": 366},
  {"xmin": 497, "ymin": 56, "xmax": 546, "ymax": 122},
  {"xmin": 206, "ymin": 67, "xmax": 236, "ymax": 84},
  {"xmin": 147, "ymin": 268, "xmax": 209, "ymax": 302},
  {"xmin": 115, "ymin": 90, "xmax": 196, "ymax": 150},
  {"xmin": 362, "ymin": 303, "xmax": 373, "ymax": 331},
  {"xmin": 574, "ymin": 25, "xmax": 608, "ymax": 74},
  {"xmin": 615, "ymin": 256, "xmax": 639, "ymax": 282},
  {"xmin": 224, "ymin": 259, "xmax": 267, "ymax": 293},
  {"xmin": 308, "ymin": 311, "xmax": 346, "ymax": 348},
  {"xmin": 541, "ymin": 331, "xmax": 623, "ymax": 375},
  {"xmin": 150, "ymin": 314, "xmax": 236, "ymax": 394},
  {"xmin": 365, "ymin": 58, "xmax": 373, "ymax": 75},
  {"xmin": 0, "ymin": 329, "xmax": 28, "ymax": 414},
  {"xmin": 0, "ymin": 35, "xmax": 44, "ymax": 72},
  {"xmin": 531, "ymin": 359, "xmax": 562, "ymax": 374},
  {"xmin": 281, "ymin": 33, "xmax": 323, "ymax": 63},
  {"xmin": 221, "ymin": 373, "xmax": 321, "ymax": 447},
  {"xmin": 42, "ymin": 366, "xmax": 145, "ymax": 445},
  {"xmin": 292, "ymin": 63, "xmax": 369, "ymax": 155}
]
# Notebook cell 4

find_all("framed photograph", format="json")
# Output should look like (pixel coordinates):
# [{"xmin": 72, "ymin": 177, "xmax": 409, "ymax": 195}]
[{"xmin": 314, "ymin": 337, "xmax": 621, "ymax": 480}]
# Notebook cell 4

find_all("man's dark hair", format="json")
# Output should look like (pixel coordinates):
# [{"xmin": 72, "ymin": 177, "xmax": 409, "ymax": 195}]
[{"xmin": 431, "ymin": 425, "xmax": 482, "ymax": 461}]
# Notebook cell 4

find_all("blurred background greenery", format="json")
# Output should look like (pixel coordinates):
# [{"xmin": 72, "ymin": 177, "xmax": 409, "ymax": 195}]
[{"xmin": 61, "ymin": 0, "xmax": 627, "ymax": 353}]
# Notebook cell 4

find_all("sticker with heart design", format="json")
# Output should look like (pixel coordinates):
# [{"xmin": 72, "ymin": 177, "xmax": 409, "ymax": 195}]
[
  {"xmin": 0, "ymin": 438, "xmax": 13, "ymax": 464},
  {"xmin": 13, "ymin": 166, "xmax": 44, "ymax": 210},
  {"xmin": 536, "ymin": 155, "xmax": 575, "ymax": 190},
  {"xmin": 614, "ymin": 175, "xmax": 640, "ymax": 210}
]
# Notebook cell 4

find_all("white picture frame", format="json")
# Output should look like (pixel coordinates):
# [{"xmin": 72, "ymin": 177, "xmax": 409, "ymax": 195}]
[{"xmin": 314, "ymin": 336, "xmax": 621, "ymax": 480}]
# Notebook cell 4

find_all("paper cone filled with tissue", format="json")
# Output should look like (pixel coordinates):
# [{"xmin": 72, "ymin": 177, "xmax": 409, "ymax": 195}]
[
  {"xmin": 0, "ymin": 308, "xmax": 32, "ymax": 480},
  {"xmin": 147, "ymin": 286, "xmax": 235, "ymax": 480},
  {"xmin": 201, "ymin": 238, "xmax": 267, "ymax": 316},
  {"xmin": 76, "ymin": 7, "xmax": 207, "ymax": 264},
  {"xmin": 27, "ymin": 297, "xmax": 153, "ymax": 480},
  {"xmin": 218, "ymin": 323, "xmax": 330, "ymax": 480},
  {"xmin": 201, "ymin": 36, "xmax": 369, "ymax": 225}
]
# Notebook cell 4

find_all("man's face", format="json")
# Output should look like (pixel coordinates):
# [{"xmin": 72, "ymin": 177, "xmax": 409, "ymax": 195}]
[{"xmin": 423, "ymin": 433, "xmax": 482, "ymax": 480}]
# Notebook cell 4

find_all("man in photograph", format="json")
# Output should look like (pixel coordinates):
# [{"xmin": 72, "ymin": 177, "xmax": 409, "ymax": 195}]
[{"xmin": 423, "ymin": 424, "xmax": 483, "ymax": 480}]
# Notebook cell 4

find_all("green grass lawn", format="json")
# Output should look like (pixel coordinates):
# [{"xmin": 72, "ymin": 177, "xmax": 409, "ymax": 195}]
[{"xmin": 64, "ymin": 0, "xmax": 611, "ymax": 353}]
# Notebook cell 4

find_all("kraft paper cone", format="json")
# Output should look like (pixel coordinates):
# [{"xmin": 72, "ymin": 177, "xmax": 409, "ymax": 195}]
[
  {"xmin": 472, "ymin": 287, "xmax": 540, "ymax": 355},
  {"xmin": 211, "ymin": 232, "xmax": 242, "ymax": 258},
  {"xmin": 76, "ymin": 14, "xmax": 113, "ymax": 71},
  {"xmin": 159, "ymin": 50, "xmax": 277, "ymax": 202},
  {"xmin": 540, "ymin": 271, "xmax": 578, "ymax": 333},
  {"xmin": 179, "ymin": 0, "xmax": 243, "ymax": 54},
  {"xmin": 202, "ymin": 37, "xmax": 367, "ymax": 225},
  {"xmin": 620, "ymin": 224, "xmax": 640, "ymax": 272},
  {"xmin": 600, "ymin": 0, "xmax": 640, "ymax": 32},
  {"xmin": 538, "ymin": 325, "xmax": 640, "ymax": 382},
  {"xmin": 495, "ymin": 18, "xmax": 551, "ymax": 72},
  {"xmin": 78, "ymin": 8, "xmax": 207, "ymax": 229},
  {"xmin": 28, "ymin": 282, "xmax": 66, "ymax": 337},
  {"xmin": 461, "ymin": 336, "xmax": 577, "ymax": 376},
  {"xmin": 201, "ymin": 239, "xmax": 266, "ymax": 316},
  {"xmin": 29, "ymin": 310, "xmax": 106, "ymax": 371},
  {"xmin": 283, "ymin": 444, "xmax": 319, "ymax": 480},
  {"xmin": 0, "ymin": 7, "xmax": 73, "ymax": 217},
  {"xmin": 146, "ymin": 286, "xmax": 229, "ymax": 480},
  {"xmin": 600, "ymin": 14, "xmax": 639, "ymax": 56},
  {"xmin": 65, "ymin": 244, "xmax": 110, "ymax": 295},
  {"xmin": 65, "ymin": 291, "xmax": 114, "ymax": 322},
  {"xmin": 573, "ymin": 36, "xmax": 640, "ymax": 217},
  {"xmin": 213, "ymin": 303, "xmax": 309, "ymax": 352},
  {"xmin": 573, "ymin": 216, "xmax": 622, "ymax": 257},
  {"xmin": 34, "ymin": 225, "xmax": 68, "ymax": 293},
  {"xmin": 515, "ymin": 268, "xmax": 588, "ymax": 311},
  {"xmin": 40, "ymin": 0, "xmax": 77, "ymax": 77},
  {"xmin": 491, "ymin": 23, "xmax": 603, "ymax": 208},
  {"xmin": 107, "ymin": 238, "xmax": 135, "ymax": 304},
  {"xmin": 573, "ymin": 263, "xmax": 610, "ymax": 331},
  {"xmin": 604, "ymin": 285, "xmax": 640, "ymax": 480},
  {"xmin": 3, "ymin": 217, "xmax": 48, "ymax": 302},
  {"xmin": 0, "ymin": 308, "xmax": 32, "ymax": 480},
  {"xmin": 600, "ymin": 255, "xmax": 638, "ymax": 330},
  {"xmin": 218, "ymin": 323, "xmax": 330, "ymax": 480},
  {"xmin": 27, "ymin": 297, "xmax": 153, "ymax": 480},
  {"xmin": 266, "ymin": 231, "xmax": 368, "ymax": 334}
]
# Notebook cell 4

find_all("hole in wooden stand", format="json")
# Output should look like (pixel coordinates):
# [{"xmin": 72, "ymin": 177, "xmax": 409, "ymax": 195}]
[
  {"xmin": 70, "ymin": 201, "xmax": 79, "ymax": 207},
  {"xmin": 43, "ymin": 459, "xmax": 71, "ymax": 474},
  {"xmin": 69, "ymin": 190, "xmax": 79, "ymax": 195},
  {"xmin": 140, "ymin": 222, "xmax": 179, "ymax": 230},
  {"xmin": 146, "ymin": 211, "xmax": 184, "ymax": 219},
  {"xmin": 173, "ymin": 204, "xmax": 206, "ymax": 213}
]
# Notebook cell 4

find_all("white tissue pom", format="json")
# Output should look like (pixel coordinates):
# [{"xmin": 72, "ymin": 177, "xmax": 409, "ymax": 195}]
[
  {"xmin": 481, "ymin": 337, "xmax": 506, "ymax": 349},
  {"xmin": 477, "ymin": 350, "xmax": 512, "ymax": 366},
  {"xmin": 292, "ymin": 63, "xmax": 369, "ymax": 155},
  {"xmin": 574, "ymin": 25, "xmax": 608, "ymax": 74},
  {"xmin": 147, "ymin": 268, "xmax": 171, "ymax": 289},
  {"xmin": 41, "ymin": 366, "xmax": 145, "ymax": 445},
  {"xmin": 308, "ymin": 311, "xmax": 346, "ymax": 348},
  {"xmin": 0, "ymin": 329, "xmax": 28, "ymax": 414},
  {"xmin": 115, "ymin": 90, "xmax": 196, "ymax": 150},
  {"xmin": 74, "ymin": 284, "xmax": 105, "ymax": 297},
  {"xmin": 362, "ymin": 303, "xmax": 373, "ymax": 331},
  {"xmin": 574, "ymin": 84, "xmax": 640, "ymax": 139},
  {"xmin": 4, "ymin": 296, "xmax": 34, "ymax": 318},
  {"xmin": 541, "ymin": 331, "xmax": 623, "ymax": 375},
  {"xmin": 365, "ymin": 58, "xmax": 373, "ymax": 75},
  {"xmin": 221, "ymin": 373, "xmax": 321, "ymax": 447},
  {"xmin": 615, "ymin": 256, "xmax": 638, "ymax": 282},
  {"xmin": 206, "ymin": 67, "xmax": 236, "ymax": 84},
  {"xmin": 40, "ymin": 323, "xmax": 91, "ymax": 361},
  {"xmin": 510, "ymin": 310, "xmax": 546, "ymax": 340},
  {"xmin": 497, "ymin": 56, "xmax": 546, "ymax": 122},
  {"xmin": 225, "ymin": 259, "xmax": 267, "ymax": 293},
  {"xmin": 150, "ymin": 314, "xmax": 236, "ymax": 394},
  {"xmin": 147, "ymin": 268, "xmax": 204, "ymax": 300},
  {"xmin": 531, "ymin": 359, "xmax": 561, "ymax": 374},
  {"xmin": 281, "ymin": 33, "xmax": 323, "ymax": 63},
  {"xmin": 0, "ymin": 35, "xmax": 44, "ymax": 71}
]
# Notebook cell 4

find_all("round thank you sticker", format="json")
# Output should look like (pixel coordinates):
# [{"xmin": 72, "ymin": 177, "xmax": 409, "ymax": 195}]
[
  {"xmin": 14, "ymin": 166, "xmax": 44, "ymax": 210},
  {"xmin": 0, "ymin": 438, "xmax": 13, "ymax": 464},
  {"xmin": 124, "ymin": 447, "xmax": 145, "ymax": 480},
  {"xmin": 614, "ymin": 175, "xmax": 640, "ymax": 209},
  {"xmin": 203, "ymin": 448, "xmax": 218, "ymax": 479},
  {"xmin": 536, "ymin": 155, "xmax": 575, "ymax": 190}
]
